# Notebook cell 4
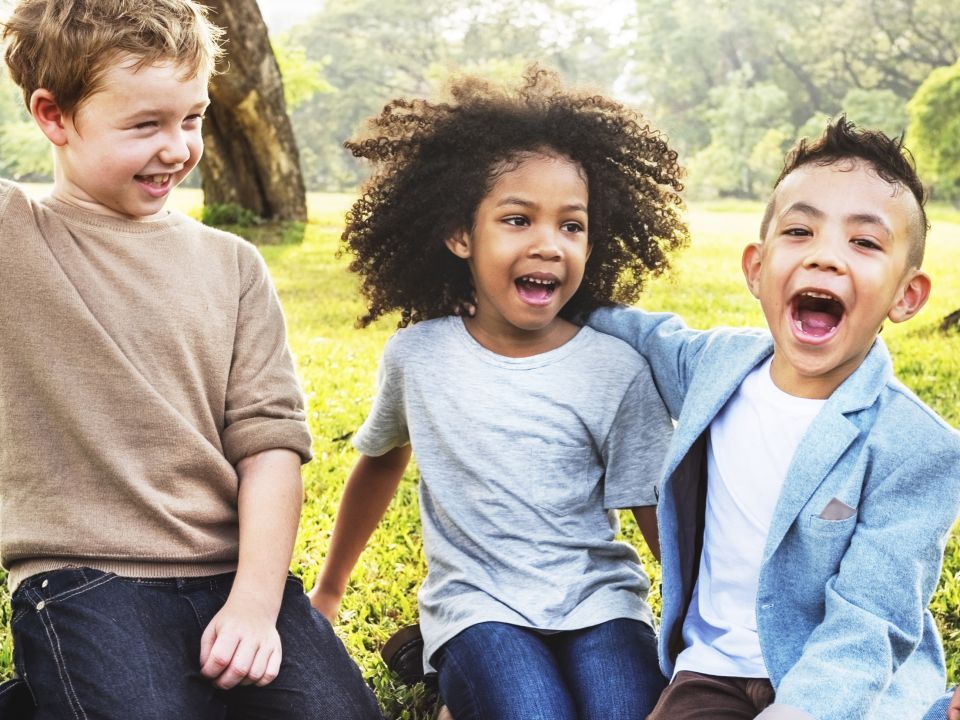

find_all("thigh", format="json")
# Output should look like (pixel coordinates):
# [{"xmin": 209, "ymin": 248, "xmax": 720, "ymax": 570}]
[
  {"xmin": 553, "ymin": 618, "xmax": 666, "ymax": 719},
  {"xmin": 10, "ymin": 568, "xmax": 222, "ymax": 720},
  {"xmin": 647, "ymin": 671, "xmax": 760, "ymax": 720},
  {"xmin": 435, "ymin": 622, "xmax": 576, "ymax": 720},
  {"xmin": 224, "ymin": 575, "xmax": 382, "ymax": 720}
]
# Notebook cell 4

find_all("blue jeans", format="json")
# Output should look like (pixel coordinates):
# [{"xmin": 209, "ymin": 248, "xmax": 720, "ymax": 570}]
[
  {"xmin": 434, "ymin": 619, "xmax": 665, "ymax": 720},
  {"xmin": 8, "ymin": 568, "xmax": 383, "ymax": 720}
]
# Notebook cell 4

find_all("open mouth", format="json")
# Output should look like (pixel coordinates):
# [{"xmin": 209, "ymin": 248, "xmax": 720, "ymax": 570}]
[
  {"xmin": 135, "ymin": 174, "xmax": 172, "ymax": 188},
  {"xmin": 515, "ymin": 275, "xmax": 558, "ymax": 304},
  {"xmin": 790, "ymin": 290, "xmax": 844, "ymax": 339}
]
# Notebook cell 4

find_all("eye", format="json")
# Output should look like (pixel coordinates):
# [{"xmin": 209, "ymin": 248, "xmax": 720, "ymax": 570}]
[
  {"xmin": 184, "ymin": 114, "xmax": 205, "ymax": 126},
  {"xmin": 852, "ymin": 237, "xmax": 881, "ymax": 250},
  {"xmin": 561, "ymin": 221, "xmax": 585, "ymax": 233},
  {"xmin": 503, "ymin": 215, "xmax": 529, "ymax": 227},
  {"xmin": 133, "ymin": 120, "xmax": 159, "ymax": 130},
  {"xmin": 783, "ymin": 226, "xmax": 811, "ymax": 237}
]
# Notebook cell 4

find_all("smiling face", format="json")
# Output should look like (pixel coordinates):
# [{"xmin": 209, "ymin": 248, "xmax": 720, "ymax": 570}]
[
  {"xmin": 742, "ymin": 161, "xmax": 930, "ymax": 398},
  {"xmin": 34, "ymin": 55, "xmax": 210, "ymax": 220},
  {"xmin": 445, "ymin": 152, "xmax": 591, "ymax": 357}
]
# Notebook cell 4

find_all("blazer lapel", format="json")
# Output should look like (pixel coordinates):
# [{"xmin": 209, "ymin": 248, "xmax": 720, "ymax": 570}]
[{"xmin": 762, "ymin": 340, "xmax": 892, "ymax": 561}]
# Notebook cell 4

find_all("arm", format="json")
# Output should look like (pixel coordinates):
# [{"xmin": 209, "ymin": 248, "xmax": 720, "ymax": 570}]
[
  {"xmin": 631, "ymin": 506, "xmax": 660, "ymax": 562},
  {"xmin": 310, "ymin": 445, "xmax": 412, "ymax": 622},
  {"xmin": 200, "ymin": 448, "xmax": 302, "ymax": 689},
  {"xmin": 587, "ymin": 306, "xmax": 705, "ymax": 418}
]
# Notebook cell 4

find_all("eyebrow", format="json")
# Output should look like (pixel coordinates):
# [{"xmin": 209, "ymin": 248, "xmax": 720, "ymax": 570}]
[
  {"xmin": 781, "ymin": 202, "xmax": 892, "ymax": 238},
  {"xmin": 496, "ymin": 196, "xmax": 588, "ymax": 213}
]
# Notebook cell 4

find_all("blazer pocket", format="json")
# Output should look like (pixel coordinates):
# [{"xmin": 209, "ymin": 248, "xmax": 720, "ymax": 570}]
[{"xmin": 806, "ymin": 513, "xmax": 857, "ymax": 537}]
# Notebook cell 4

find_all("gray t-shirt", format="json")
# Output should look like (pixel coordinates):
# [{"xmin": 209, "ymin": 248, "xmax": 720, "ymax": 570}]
[{"xmin": 354, "ymin": 316, "xmax": 672, "ymax": 669}]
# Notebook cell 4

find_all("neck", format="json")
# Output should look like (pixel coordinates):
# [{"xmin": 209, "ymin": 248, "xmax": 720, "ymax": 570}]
[{"xmin": 461, "ymin": 315, "xmax": 579, "ymax": 358}]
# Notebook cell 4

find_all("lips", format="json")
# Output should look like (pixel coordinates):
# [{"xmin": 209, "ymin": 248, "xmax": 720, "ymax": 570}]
[{"xmin": 790, "ymin": 290, "xmax": 845, "ymax": 339}]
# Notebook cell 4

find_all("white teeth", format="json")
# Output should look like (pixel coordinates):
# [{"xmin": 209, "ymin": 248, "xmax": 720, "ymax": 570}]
[
  {"xmin": 520, "ymin": 276, "xmax": 556, "ymax": 286},
  {"xmin": 802, "ymin": 291, "xmax": 834, "ymax": 300}
]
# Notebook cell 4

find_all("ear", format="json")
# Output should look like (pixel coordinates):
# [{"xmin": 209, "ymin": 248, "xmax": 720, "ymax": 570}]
[
  {"xmin": 741, "ymin": 242, "xmax": 763, "ymax": 299},
  {"xmin": 30, "ymin": 89, "xmax": 69, "ymax": 146},
  {"xmin": 887, "ymin": 269, "xmax": 931, "ymax": 323},
  {"xmin": 444, "ymin": 230, "xmax": 472, "ymax": 260}
]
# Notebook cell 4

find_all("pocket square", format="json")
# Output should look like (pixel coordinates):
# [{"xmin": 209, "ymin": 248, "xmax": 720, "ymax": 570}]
[{"xmin": 819, "ymin": 497, "xmax": 856, "ymax": 521}]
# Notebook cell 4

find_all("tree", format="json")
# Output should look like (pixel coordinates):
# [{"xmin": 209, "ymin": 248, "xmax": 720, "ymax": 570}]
[
  {"xmin": 908, "ymin": 60, "xmax": 960, "ymax": 204},
  {"xmin": 200, "ymin": 0, "xmax": 306, "ymax": 221},
  {"xmin": 281, "ymin": 0, "xmax": 632, "ymax": 191}
]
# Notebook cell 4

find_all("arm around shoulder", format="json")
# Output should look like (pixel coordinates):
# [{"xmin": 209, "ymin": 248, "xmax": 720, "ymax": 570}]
[{"xmin": 586, "ymin": 305, "xmax": 706, "ymax": 415}]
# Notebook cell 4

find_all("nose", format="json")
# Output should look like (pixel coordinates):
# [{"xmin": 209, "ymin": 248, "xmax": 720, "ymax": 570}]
[
  {"xmin": 802, "ymin": 233, "xmax": 846, "ymax": 273},
  {"xmin": 528, "ymin": 227, "xmax": 563, "ymax": 261},
  {"xmin": 157, "ymin": 127, "xmax": 193, "ymax": 167}
]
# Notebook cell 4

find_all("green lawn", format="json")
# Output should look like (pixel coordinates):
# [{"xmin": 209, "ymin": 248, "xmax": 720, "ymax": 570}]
[{"xmin": 2, "ymin": 188, "xmax": 959, "ymax": 717}]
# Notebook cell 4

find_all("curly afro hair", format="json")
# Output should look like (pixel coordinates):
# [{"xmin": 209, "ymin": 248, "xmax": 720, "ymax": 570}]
[{"xmin": 342, "ymin": 66, "xmax": 688, "ymax": 328}]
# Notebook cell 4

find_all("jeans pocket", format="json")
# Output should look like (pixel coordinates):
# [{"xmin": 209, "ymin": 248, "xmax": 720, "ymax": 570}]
[{"xmin": 14, "ymin": 567, "xmax": 116, "ymax": 610}]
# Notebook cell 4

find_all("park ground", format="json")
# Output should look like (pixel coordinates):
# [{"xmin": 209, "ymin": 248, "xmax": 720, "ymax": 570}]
[{"xmin": 1, "ymin": 189, "xmax": 959, "ymax": 718}]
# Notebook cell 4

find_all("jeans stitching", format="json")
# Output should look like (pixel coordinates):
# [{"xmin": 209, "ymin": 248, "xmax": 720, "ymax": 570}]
[
  {"xmin": 36, "ymin": 605, "xmax": 86, "ymax": 720},
  {"xmin": 32, "ymin": 573, "xmax": 115, "ymax": 606}
]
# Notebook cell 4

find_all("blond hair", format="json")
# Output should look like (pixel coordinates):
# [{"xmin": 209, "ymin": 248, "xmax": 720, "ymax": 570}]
[{"xmin": 2, "ymin": 0, "xmax": 224, "ymax": 114}]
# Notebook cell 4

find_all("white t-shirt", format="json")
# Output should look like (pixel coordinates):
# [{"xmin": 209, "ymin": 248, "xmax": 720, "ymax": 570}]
[{"xmin": 674, "ymin": 357, "xmax": 825, "ymax": 678}]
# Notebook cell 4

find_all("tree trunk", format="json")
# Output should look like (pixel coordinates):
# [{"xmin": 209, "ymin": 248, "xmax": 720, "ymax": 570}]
[{"xmin": 200, "ymin": 0, "xmax": 307, "ymax": 221}]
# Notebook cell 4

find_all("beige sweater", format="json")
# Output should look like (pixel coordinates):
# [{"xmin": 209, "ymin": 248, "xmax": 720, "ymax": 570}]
[{"xmin": 0, "ymin": 180, "xmax": 312, "ymax": 589}]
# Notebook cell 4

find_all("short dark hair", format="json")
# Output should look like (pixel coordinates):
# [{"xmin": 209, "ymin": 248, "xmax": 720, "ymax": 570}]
[
  {"xmin": 759, "ymin": 116, "xmax": 927, "ymax": 268},
  {"xmin": 341, "ymin": 67, "xmax": 688, "ymax": 328}
]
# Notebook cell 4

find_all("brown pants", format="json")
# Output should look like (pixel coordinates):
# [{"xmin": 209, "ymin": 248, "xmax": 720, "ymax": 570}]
[{"xmin": 647, "ymin": 670, "xmax": 776, "ymax": 720}]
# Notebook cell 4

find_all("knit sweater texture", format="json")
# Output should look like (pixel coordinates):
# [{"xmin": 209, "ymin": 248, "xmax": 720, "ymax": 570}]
[{"xmin": 0, "ymin": 180, "xmax": 312, "ymax": 589}]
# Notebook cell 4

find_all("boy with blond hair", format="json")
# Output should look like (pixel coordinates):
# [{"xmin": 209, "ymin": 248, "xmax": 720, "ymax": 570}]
[
  {"xmin": 590, "ymin": 118, "xmax": 960, "ymax": 719},
  {"xmin": 0, "ymin": 1, "xmax": 381, "ymax": 717}
]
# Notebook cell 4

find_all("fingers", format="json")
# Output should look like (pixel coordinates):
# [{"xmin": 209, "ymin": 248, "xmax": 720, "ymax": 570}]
[{"xmin": 200, "ymin": 624, "xmax": 281, "ymax": 689}]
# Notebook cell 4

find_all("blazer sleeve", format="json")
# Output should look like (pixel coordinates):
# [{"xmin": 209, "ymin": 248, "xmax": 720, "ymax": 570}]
[{"xmin": 587, "ymin": 306, "xmax": 708, "ymax": 419}]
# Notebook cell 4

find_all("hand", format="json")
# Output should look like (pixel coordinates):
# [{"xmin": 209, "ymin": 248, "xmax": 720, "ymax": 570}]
[
  {"xmin": 308, "ymin": 581, "xmax": 342, "ymax": 624},
  {"xmin": 949, "ymin": 686, "xmax": 960, "ymax": 720},
  {"xmin": 199, "ymin": 593, "xmax": 282, "ymax": 689}
]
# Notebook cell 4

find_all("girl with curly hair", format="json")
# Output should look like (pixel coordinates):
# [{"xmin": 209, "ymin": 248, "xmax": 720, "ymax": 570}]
[{"xmin": 311, "ymin": 67, "xmax": 688, "ymax": 719}]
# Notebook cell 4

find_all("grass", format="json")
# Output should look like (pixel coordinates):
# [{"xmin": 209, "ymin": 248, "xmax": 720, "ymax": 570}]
[{"xmin": 2, "ymin": 188, "xmax": 959, "ymax": 715}]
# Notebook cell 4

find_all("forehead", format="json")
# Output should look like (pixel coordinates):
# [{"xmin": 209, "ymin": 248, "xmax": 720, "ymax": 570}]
[
  {"xmin": 487, "ymin": 153, "xmax": 588, "ymax": 197},
  {"xmin": 771, "ymin": 161, "xmax": 919, "ymax": 237},
  {"xmin": 80, "ymin": 55, "xmax": 209, "ymax": 111}
]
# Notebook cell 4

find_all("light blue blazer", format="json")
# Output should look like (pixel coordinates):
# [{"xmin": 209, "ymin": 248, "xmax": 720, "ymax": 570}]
[{"xmin": 590, "ymin": 307, "xmax": 960, "ymax": 720}]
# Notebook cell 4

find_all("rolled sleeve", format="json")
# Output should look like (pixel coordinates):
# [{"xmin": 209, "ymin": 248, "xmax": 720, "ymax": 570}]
[{"xmin": 222, "ymin": 247, "xmax": 312, "ymax": 465}]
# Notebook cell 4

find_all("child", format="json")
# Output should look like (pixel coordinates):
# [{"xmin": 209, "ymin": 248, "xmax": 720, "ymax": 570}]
[
  {"xmin": 588, "ymin": 118, "xmax": 960, "ymax": 720},
  {"xmin": 310, "ymin": 68, "xmax": 687, "ymax": 719},
  {"xmin": 0, "ymin": 1, "xmax": 381, "ymax": 717}
]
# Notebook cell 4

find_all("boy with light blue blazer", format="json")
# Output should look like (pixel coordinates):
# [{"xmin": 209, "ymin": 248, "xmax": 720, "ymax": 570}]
[{"xmin": 590, "ymin": 118, "xmax": 960, "ymax": 720}]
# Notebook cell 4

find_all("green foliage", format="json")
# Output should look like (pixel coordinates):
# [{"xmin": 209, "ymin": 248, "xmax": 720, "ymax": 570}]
[
  {"xmin": 685, "ymin": 76, "xmax": 793, "ymax": 198},
  {"xmin": 909, "ymin": 60, "xmax": 960, "ymax": 203},
  {"xmin": 201, "ymin": 202, "xmax": 262, "ymax": 228},
  {"xmin": 272, "ymin": 42, "xmax": 333, "ymax": 112},
  {"xmin": 840, "ymin": 88, "xmax": 909, "ymax": 139},
  {"xmin": 276, "ymin": 0, "xmax": 633, "ymax": 191}
]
